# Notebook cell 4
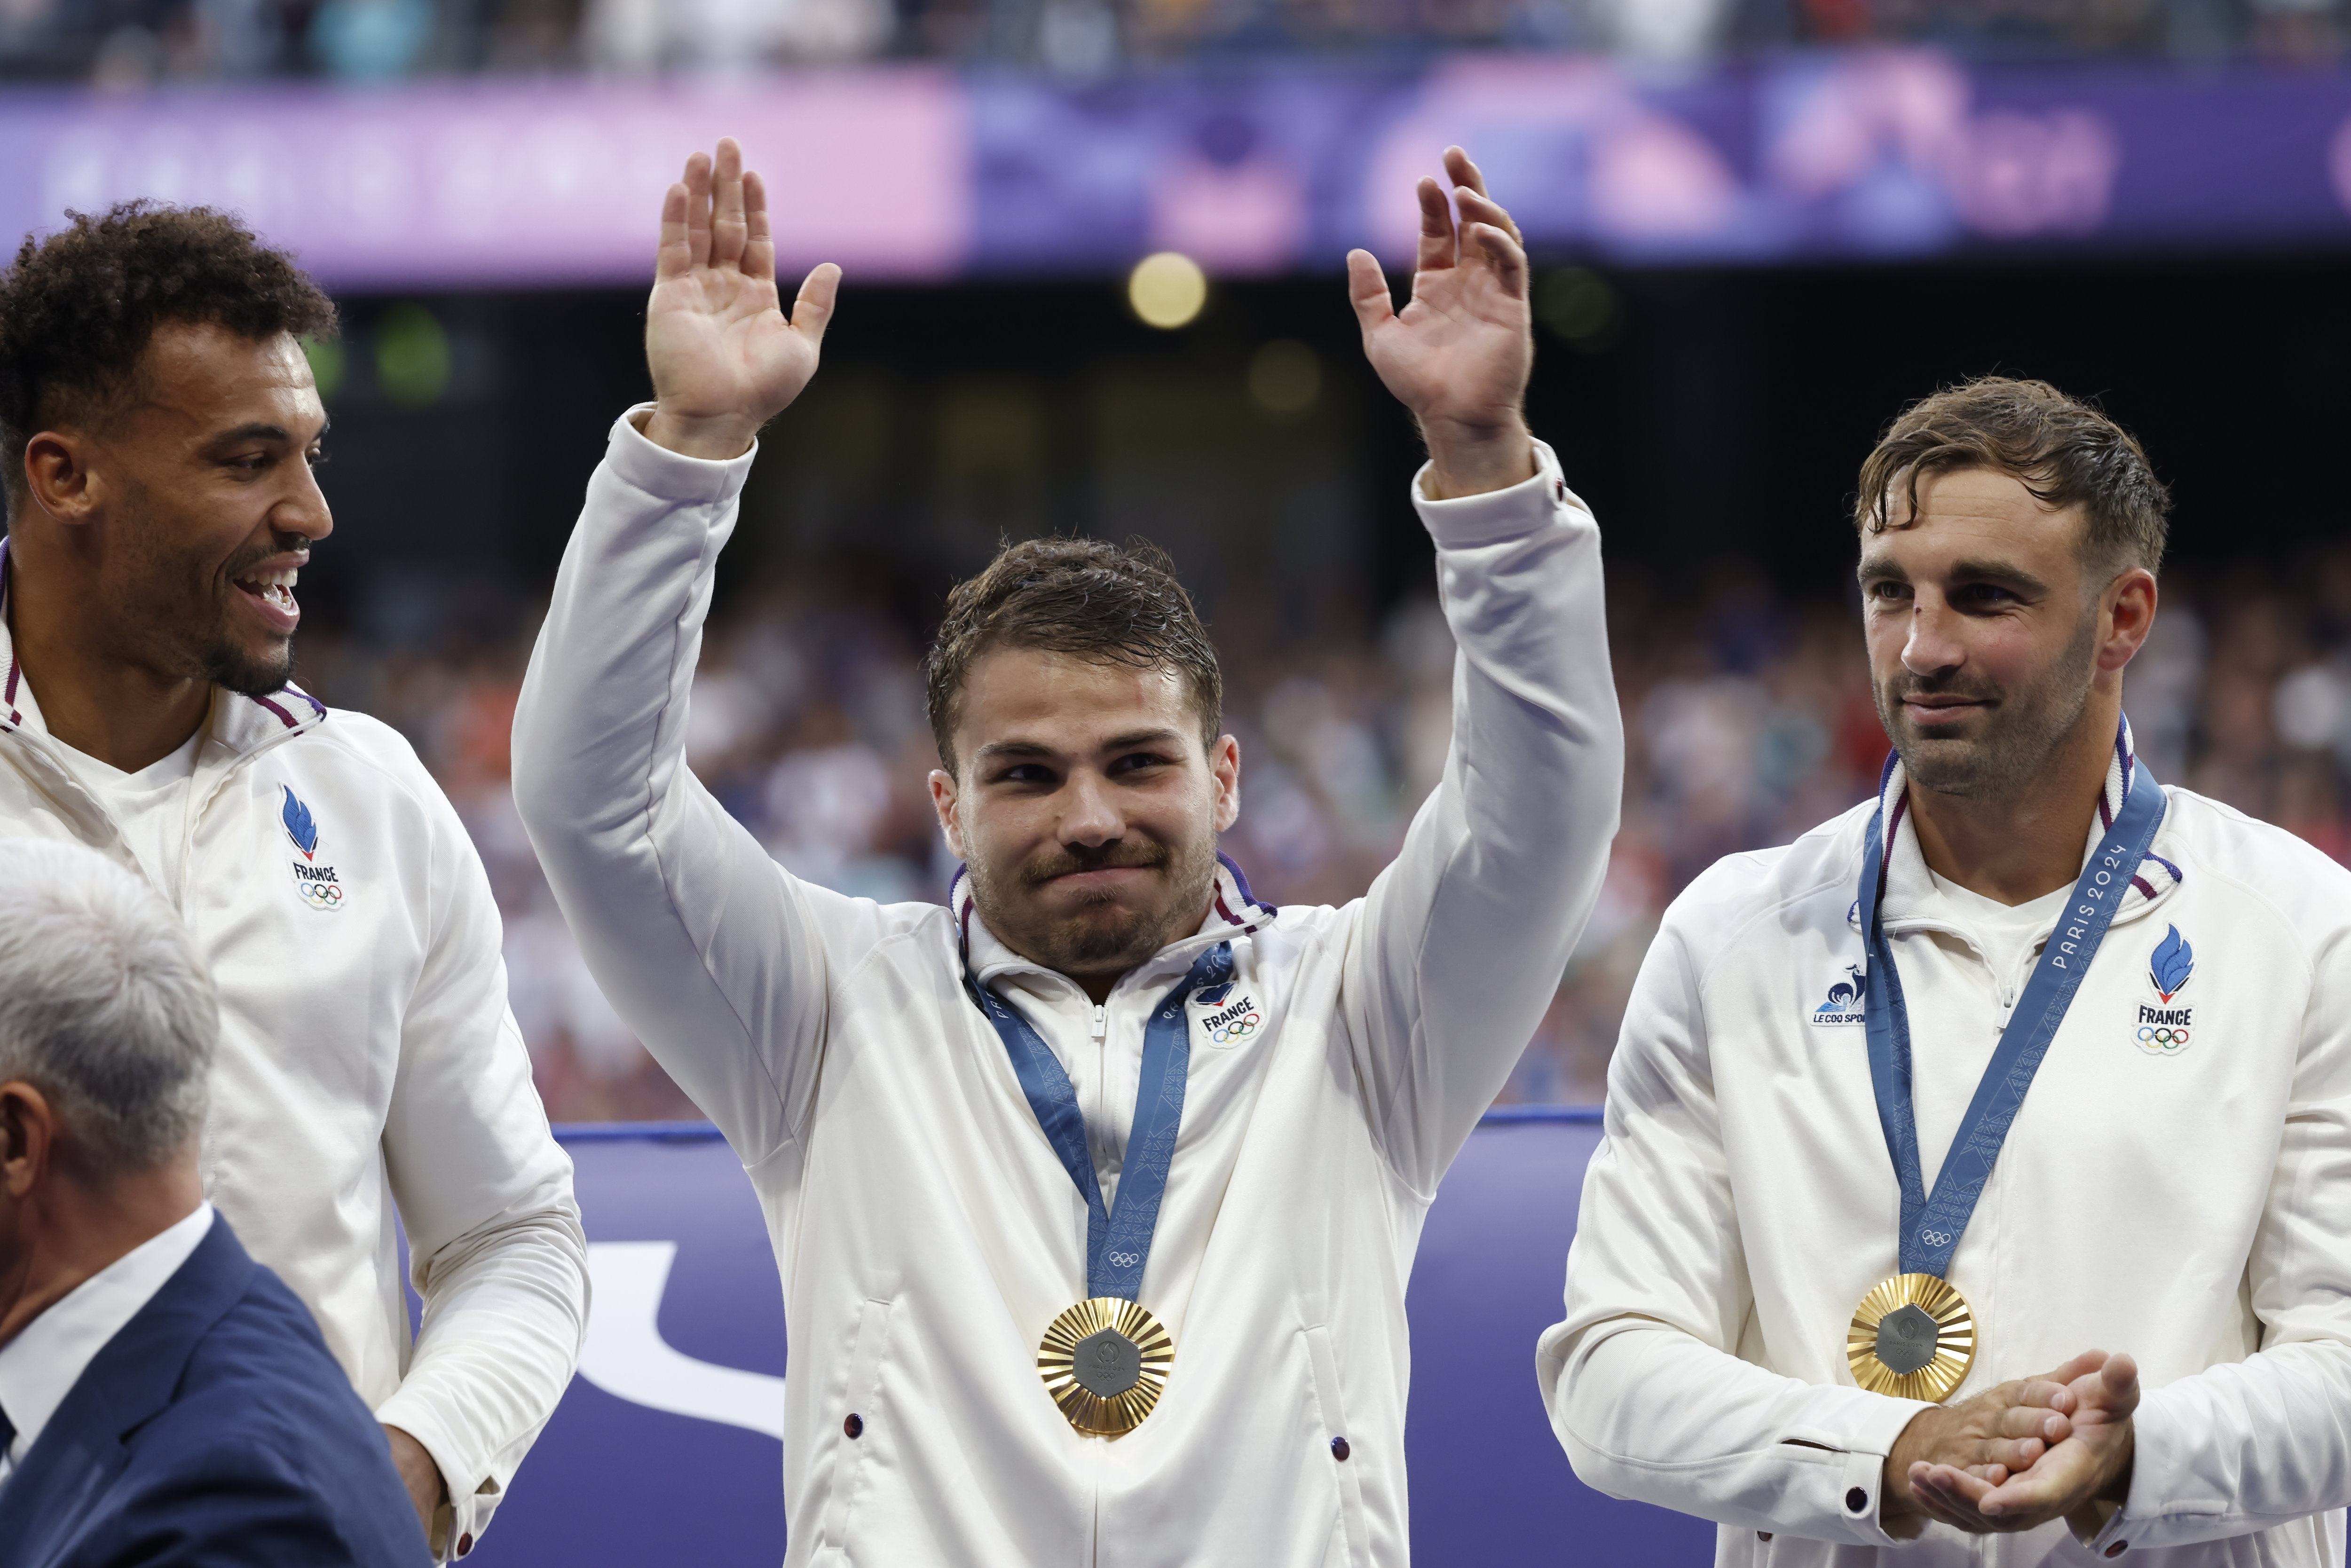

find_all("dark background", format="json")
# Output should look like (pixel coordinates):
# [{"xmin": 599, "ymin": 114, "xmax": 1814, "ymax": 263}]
[{"xmin": 302, "ymin": 253, "xmax": 2351, "ymax": 647}]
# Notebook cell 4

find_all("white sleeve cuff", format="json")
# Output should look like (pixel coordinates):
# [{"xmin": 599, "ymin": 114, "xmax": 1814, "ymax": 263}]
[
  {"xmin": 373, "ymin": 1396, "xmax": 504, "ymax": 1561},
  {"xmin": 1808, "ymin": 1389, "xmax": 1932, "ymax": 1546},
  {"xmin": 605, "ymin": 402, "xmax": 760, "ymax": 506},
  {"xmin": 2083, "ymin": 1386, "xmax": 2227, "ymax": 1557},
  {"xmin": 1409, "ymin": 439, "xmax": 1587, "ymax": 550}
]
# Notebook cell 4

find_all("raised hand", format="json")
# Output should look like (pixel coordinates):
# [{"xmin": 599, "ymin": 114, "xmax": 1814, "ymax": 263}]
[
  {"xmin": 1347, "ymin": 146, "xmax": 1536, "ymax": 498},
  {"xmin": 1877, "ymin": 1373, "xmax": 2077, "ymax": 1540},
  {"xmin": 1906, "ymin": 1350, "xmax": 2138, "ymax": 1537},
  {"xmin": 644, "ymin": 138, "xmax": 840, "ymax": 461}
]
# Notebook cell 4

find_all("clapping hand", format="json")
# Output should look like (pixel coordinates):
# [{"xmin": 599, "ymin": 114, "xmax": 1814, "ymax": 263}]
[
  {"xmin": 1905, "ymin": 1350, "xmax": 2139, "ymax": 1537},
  {"xmin": 1878, "ymin": 1372, "xmax": 2078, "ymax": 1540},
  {"xmin": 644, "ymin": 138, "xmax": 840, "ymax": 461},
  {"xmin": 1347, "ymin": 147, "xmax": 1536, "ymax": 499}
]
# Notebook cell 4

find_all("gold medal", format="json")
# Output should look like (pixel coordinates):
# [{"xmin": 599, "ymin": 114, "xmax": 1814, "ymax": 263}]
[
  {"xmin": 1847, "ymin": 1273, "xmax": 1975, "ymax": 1403},
  {"xmin": 1037, "ymin": 1297, "xmax": 1174, "ymax": 1437}
]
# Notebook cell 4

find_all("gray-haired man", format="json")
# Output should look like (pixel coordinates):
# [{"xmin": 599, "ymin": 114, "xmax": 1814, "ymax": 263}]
[{"xmin": 0, "ymin": 838, "xmax": 428, "ymax": 1568}]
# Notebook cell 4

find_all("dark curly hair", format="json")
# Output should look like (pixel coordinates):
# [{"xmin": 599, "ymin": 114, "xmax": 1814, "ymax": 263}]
[
  {"xmin": 924, "ymin": 536, "xmax": 1223, "ymax": 774},
  {"xmin": 0, "ymin": 201, "xmax": 338, "ymax": 519},
  {"xmin": 1855, "ymin": 376, "xmax": 2170, "ymax": 578}
]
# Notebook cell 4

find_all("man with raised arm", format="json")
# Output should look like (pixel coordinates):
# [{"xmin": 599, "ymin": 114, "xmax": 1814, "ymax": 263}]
[
  {"xmin": 1543, "ymin": 378, "xmax": 2351, "ymax": 1566},
  {"xmin": 511, "ymin": 139, "xmax": 1620, "ymax": 1564}
]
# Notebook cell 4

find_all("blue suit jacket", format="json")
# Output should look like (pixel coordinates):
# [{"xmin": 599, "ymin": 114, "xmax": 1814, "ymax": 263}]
[{"xmin": 0, "ymin": 1213, "xmax": 432, "ymax": 1568}]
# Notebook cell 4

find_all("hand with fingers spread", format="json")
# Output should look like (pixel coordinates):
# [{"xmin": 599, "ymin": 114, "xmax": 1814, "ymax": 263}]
[
  {"xmin": 1904, "ymin": 1351, "xmax": 2139, "ymax": 1539},
  {"xmin": 1877, "ymin": 1373, "xmax": 2079, "ymax": 1540},
  {"xmin": 1347, "ymin": 145, "xmax": 1536, "ymax": 499},
  {"xmin": 644, "ymin": 137, "xmax": 841, "ymax": 461}
]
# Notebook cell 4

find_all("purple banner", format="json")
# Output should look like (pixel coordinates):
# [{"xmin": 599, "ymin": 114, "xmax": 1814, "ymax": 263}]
[
  {"xmin": 1, "ymin": 54, "xmax": 2349, "ymax": 288},
  {"xmin": 0, "ymin": 73, "xmax": 970, "ymax": 290}
]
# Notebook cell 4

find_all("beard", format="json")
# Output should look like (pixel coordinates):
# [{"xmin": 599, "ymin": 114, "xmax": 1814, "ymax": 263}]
[
  {"xmin": 1875, "ymin": 608, "xmax": 2100, "ymax": 803},
  {"xmin": 967, "ymin": 827, "xmax": 1222, "ymax": 981},
  {"xmin": 108, "ymin": 489, "xmax": 302, "ymax": 699},
  {"xmin": 197, "ymin": 631, "xmax": 297, "ymax": 698}
]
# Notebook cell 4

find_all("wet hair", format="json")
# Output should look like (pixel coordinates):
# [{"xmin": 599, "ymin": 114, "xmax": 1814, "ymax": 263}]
[
  {"xmin": 923, "ymin": 536, "xmax": 1223, "ymax": 773},
  {"xmin": 1855, "ymin": 376, "xmax": 2170, "ymax": 579},
  {"xmin": 0, "ymin": 200, "xmax": 338, "ymax": 522}
]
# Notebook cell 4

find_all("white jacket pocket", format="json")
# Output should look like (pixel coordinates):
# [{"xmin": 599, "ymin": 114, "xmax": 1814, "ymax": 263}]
[
  {"xmin": 813, "ymin": 1295, "xmax": 895, "ymax": 1565},
  {"xmin": 1303, "ymin": 1323, "xmax": 1369, "ymax": 1568}
]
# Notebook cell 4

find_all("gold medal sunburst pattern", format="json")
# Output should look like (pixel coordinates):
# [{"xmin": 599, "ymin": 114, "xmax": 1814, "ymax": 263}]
[
  {"xmin": 1038, "ymin": 1297, "xmax": 1175, "ymax": 1437},
  {"xmin": 1847, "ymin": 1273, "xmax": 1975, "ymax": 1403}
]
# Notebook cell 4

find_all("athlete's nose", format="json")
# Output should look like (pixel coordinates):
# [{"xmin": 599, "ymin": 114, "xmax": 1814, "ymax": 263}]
[
  {"xmin": 279, "ymin": 450, "xmax": 335, "ymax": 544},
  {"xmin": 1058, "ymin": 768, "xmax": 1125, "ymax": 849},
  {"xmin": 1900, "ymin": 601, "xmax": 1965, "ymax": 679}
]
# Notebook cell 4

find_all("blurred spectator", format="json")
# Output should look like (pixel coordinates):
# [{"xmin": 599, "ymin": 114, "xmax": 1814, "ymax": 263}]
[
  {"xmin": 1, "ymin": 0, "xmax": 2343, "ymax": 78},
  {"xmin": 295, "ymin": 540, "xmax": 2351, "ymax": 1121},
  {"xmin": 308, "ymin": 0, "xmax": 432, "ymax": 77}
]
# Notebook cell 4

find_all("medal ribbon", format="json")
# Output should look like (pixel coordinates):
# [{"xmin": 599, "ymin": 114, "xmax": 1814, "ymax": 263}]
[
  {"xmin": 1861, "ymin": 747, "xmax": 2166, "ymax": 1279},
  {"xmin": 973, "ymin": 942, "xmax": 1234, "ymax": 1301}
]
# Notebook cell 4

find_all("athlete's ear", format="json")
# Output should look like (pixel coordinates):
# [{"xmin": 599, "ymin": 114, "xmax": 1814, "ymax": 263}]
[
  {"xmin": 2098, "ymin": 567, "xmax": 2157, "ymax": 675},
  {"xmin": 20, "ymin": 429, "xmax": 99, "ymax": 527},
  {"xmin": 1210, "ymin": 735, "xmax": 1240, "ymax": 834},
  {"xmin": 930, "ymin": 768, "xmax": 968, "ymax": 861}
]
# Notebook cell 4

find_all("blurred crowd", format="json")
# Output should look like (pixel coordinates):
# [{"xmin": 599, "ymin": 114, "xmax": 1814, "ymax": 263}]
[
  {"xmin": 0, "ymin": 0, "xmax": 2338, "ymax": 82},
  {"xmin": 291, "ymin": 547, "xmax": 2351, "ymax": 1123}
]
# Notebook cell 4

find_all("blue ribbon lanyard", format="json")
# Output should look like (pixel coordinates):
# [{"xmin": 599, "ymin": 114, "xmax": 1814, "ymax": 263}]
[
  {"xmin": 1861, "ymin": 765, "xmax": 2166, "ymax": 1279},
  {"xmin": 972, "ymin": 942, "xmax": 1234, "ymax": 1302}
]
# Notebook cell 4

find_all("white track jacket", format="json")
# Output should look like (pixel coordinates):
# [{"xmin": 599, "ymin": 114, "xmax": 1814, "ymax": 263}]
[
  {"xmin": 511, "ymin": 408, "xmax": 1622, "ymax": 1568},
  {"xmin": 0, "ymin": 547, "xmax": 588, "ymax": 1559},
  {"xmin": 1542, "ymin": 730, "xmax": 2351, "ymax": 1567}
]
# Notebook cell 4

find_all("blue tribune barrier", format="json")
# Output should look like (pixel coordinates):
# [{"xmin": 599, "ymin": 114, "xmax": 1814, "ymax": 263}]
[{"xmin": 465, "ymin": 1109, "xmax": 1715, "ymax": 1567}]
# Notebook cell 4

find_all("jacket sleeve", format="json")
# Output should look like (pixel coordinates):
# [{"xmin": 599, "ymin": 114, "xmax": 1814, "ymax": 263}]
[
  {"xmin": 87, "ymin": 1432, "xmax": 433, "ymax": 1568},
  {"xmin": 2075, "ymin": 907, "xmax": 2351, "ymax": 1557},
  {"xmin": 372, "ymin": 770, "xmax": 589, "ymax": 1561},
  {"xmin": 1339, "ymin": 441, "xmax": 1623, "ymax": 1196},
  {"xmin": 1534, "ymin": 910, "xmax": 1928, "ymax": 1546},
  {"xmin": 510, "ymin": 407, "xmax": 906, "ymax": 1166}
]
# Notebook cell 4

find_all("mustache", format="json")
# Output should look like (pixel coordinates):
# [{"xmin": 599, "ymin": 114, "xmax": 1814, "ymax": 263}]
[
  {"xmin": 220, "ymin": 535, "xmax": 313, "ymax": 582},
  {"xmin": 1021, "ymin": 842, "xmax": 1170, "ymax": 888},
  {"xmin": 1885, "ymin": 673, "xmax": 2004, "ymax": 706}
]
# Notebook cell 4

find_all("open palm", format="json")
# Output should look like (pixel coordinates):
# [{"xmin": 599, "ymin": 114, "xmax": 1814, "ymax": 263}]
[
  {"xmin": 644, "ymin": 138, "xmax": 839, "ymax": 460},
  {"xmin": 1910, "ymin": 1350, "xmax": 2139, "ymax": 1536},
  {"xmin": 1348, "ymin": 148, "xmax": 1533, "ymax": 447}
]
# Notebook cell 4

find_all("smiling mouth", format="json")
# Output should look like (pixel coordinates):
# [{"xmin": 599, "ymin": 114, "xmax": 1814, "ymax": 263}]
[{"xmin": 231, "ymin": 563, "xmax": 300, "ymax": 628}]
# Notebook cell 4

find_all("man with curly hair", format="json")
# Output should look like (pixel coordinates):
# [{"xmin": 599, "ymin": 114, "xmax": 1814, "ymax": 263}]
[{"xmin": 0, "ymin": 203, "xmax": 587, "ymax": 1561}]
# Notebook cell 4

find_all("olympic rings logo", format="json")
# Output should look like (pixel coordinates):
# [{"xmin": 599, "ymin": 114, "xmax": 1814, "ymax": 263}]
[
  {"xmin": 298, "ymin": 881, "xmax": 345, "ymax": 911},
  {"xmin": 1209, "ymin": 1013, "xmax": 1260, "ymax": 1044},
  {"xmin": 1105, "ymin": 1250, "xmax": 1142, "ymax": 1268},
  {"xmin": 2137, "ymin": 1025, "xmax": 2190, "ymax": 1051},
  {"xmin": 1919, "ymin": 1229, "xmax": 1953, "ymax": 1247}
]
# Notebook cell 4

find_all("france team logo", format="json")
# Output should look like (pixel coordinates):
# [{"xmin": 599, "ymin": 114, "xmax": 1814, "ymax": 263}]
[
  {"xmin": 281, "ymin": 785, "xmax": 346, "ymax": 913},
  {"xmin": 2148, "ymin": 925, "xmax": 2194, "ymax": 1003},
  {"xmin": 2137, "ymin": 925, "xmax": 2193, "ymax": 1054},
  {"xmin": 282, "ymin": 785, "xmax": 320, "ymax": 859},
  {"xmin": 1192, "ymin": 979, "xmax": 1261, "ymax": 1048}
]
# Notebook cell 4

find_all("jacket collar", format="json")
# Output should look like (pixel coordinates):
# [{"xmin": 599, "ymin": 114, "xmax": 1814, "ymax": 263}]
[
  {"xmin": 0, "ymin": 536, "xmax": 330, "ymax": 757},
  {"xmin": 0, "ymin": 1214, "xmax": 259, "ymax": 1541},
  {"xmin": 1861, "ymin": 713, "xmax": 2183, "ymax": 934},
  {"xmin": 955, "ymin": 851, "xmax": 1278, "ymax": 993}
]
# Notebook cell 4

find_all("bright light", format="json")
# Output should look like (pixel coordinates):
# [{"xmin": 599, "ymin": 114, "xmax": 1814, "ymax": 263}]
[{"xmin": 1128, "ymin": 252, "xmax": 1207, "ymax": 330}]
